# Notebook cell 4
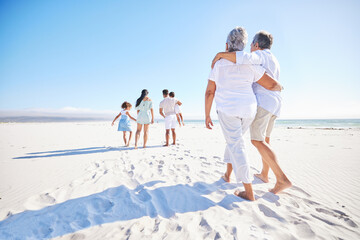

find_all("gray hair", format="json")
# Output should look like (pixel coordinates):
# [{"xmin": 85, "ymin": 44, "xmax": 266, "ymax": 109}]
[
  {"xmin": 226, "ymin": 27, "xmax": 247, "ymax": 52},
  {"xmin": 252, "ymin": 30, "xmax": 273, "ymax": 49}
]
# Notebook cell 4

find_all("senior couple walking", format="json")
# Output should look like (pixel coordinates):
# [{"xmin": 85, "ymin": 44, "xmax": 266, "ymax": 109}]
[{"xmin": 205, "ymin": 27, "xmax": 292, "ymax": 201}]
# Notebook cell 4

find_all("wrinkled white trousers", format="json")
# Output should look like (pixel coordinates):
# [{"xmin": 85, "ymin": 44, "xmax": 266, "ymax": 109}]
[{"xmin": 218, "ymin": 111, "xmax": 254, "ymax": 184}]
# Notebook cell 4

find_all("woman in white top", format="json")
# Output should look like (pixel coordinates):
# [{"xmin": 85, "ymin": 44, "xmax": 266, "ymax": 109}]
[{"xmin": 205, "ymin": 27, "xmax": 282, "ymax": 201}]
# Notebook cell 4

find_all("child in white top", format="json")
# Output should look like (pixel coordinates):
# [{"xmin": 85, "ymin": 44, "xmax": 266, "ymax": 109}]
[{"xmin": 169, "ymin": 92, "xmax": 184, "ymax": 126}]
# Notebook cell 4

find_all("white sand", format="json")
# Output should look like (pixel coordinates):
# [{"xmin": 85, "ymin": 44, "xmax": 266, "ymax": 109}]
[{"xmin": 0, "ymin": 122, "xmax": 359, "ymax": 239}]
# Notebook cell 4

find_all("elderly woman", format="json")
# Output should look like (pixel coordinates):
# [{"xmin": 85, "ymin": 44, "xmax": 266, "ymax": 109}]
[{"xmin": 205, "ymin": 27, "xmax": 282, "ymax": 201}]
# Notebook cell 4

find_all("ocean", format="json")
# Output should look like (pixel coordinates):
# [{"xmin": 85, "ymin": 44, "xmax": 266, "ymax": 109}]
[
  {"xmin": 1, "ymin": 117, "xmax": 359, "ymax": 129},
  {"xmin": 183, "ymin": 119, "xmax": 360, "ymax": 129}
]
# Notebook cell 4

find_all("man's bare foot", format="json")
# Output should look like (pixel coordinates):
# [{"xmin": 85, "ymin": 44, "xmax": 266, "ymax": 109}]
[
  {"xmin": 254, "ymin": 173, "xmax": 269, "ymax": 183},
  {"xmin": 172, "ymin": 143, "xmax": 176, "ymax": 145},
  {"xmin": 221, "ymin": 173, "xmax": 230, "ymax": 182},
  {"xmin": 234, "ymin": 190, "xmax": 255, "ymax": 201},
  {"xmin": 182, "ymin": 122, "xmax": 185, "ymax": 126},
  {"xmin": 134, "ymin": 146, "xmax": 138, "ymax": 149},
  {"xmin": 143, "ymin": 145, "xmax": 146, "ymax": 148},
  {"xmin": 163, "ymin": 144, "xmax": 169, "ymax": 147},
  {"xmin": 269, "ymin": 180, "xmax": 292, "ymax": 194}
]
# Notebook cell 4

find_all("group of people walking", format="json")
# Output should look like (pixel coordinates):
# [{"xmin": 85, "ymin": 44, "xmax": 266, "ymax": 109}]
[
  {"xmin": 206, "ymin": 27, "xmax": 292, "ymax": 200},
  {"xmin": 112, "ymin": 26, "xmax": 292, "ymax": 201},
  {"xmin": 111, "ymin": 89, "xmax": 183, "ymax": 149}
]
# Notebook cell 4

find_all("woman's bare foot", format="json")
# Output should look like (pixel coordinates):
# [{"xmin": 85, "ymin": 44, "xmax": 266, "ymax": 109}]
[
  {"xmin": 134, "ymin": 146, "xmax": 138, "ymax": 149},
  {"xmin": 254, "ymin": 173, "xmax": 269, "ymax": 183},
  {"xmin": 125, "ymin": 144, "xmax": 130, "ymax": 147},
  {"xmin": 163, "ymin": 144, "xmax": 169, "ymax": 147},
  {"xmin": 143, "ymin": 145, "xmax": 146, "ymax": 148},
  {"xmin": 269, "ymin": 180, "xmax": 292, "ymax": 194},
  {"xmin": 234, "ymin": 190, "xmax": 255, "ymax": 201}
]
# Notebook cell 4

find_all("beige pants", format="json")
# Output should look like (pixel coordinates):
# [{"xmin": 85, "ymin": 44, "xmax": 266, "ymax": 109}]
[{"xmin": 250, "ymin": 106, "xmax": 277, "ymax": 141}]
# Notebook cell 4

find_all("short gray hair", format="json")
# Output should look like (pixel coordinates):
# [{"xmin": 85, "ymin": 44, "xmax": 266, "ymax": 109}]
[
  {"xmin": 252, "ymin": 30, "xmax": 273, "ymax": 49},
  {"xmin": 226, "ymin": 27, "xmax": 247, "ymax": 52}
]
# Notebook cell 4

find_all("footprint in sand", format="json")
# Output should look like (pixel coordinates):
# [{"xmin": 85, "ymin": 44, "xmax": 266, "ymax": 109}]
[
  {"xmin": 199, "ymin": 217, "xmax": 212, "ymax": 231},
  {"xmin": 68, "ymin": 233, "xmax": 86, "ymax": 240},
  {"xmin": 315, "ymin": 208, "xmax": 358, "ymax": 228},
  {"xmin": 24, "ymin": 193, "xmax": 56, "ymax": 210},
  {"xmin": 292, "ymin": 220, "xmax": 316, "ymax": 238},
  {"xmin": 291, "ymin": 186, "xmax": 312, "ymax": 197},
  {"xmin": 258, "ymin": 204, "xmax": 286, "ymax": 223}
]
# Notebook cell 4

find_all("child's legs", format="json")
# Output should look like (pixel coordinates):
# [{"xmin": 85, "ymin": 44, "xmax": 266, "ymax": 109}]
[
  {"xmin": 176, "ymin": 114, "xmax": 181, "ymax": 126},
  {"xmin": 127, "ymin": 131, "xmax": 133, "ymax": 145},
  {"xmin": 179, "ymin": 113, "xmax": 184, "ymax": 122},
  {"xmin": 122, "ymin": 132, "xmax": 127, "ymax": 145}
]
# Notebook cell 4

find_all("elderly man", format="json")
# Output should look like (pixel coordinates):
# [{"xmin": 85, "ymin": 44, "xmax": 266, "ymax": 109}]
[
  {"xmin": 205, "ymin": 27, "xmax": 282, "ymax": 201},
  {"xmin": 159, "ymin": 89, "xmax": 182, "ymax": 146},
  {"xmin": 211, "ymin": 31, "xmax": 292, "ymax": 194}
]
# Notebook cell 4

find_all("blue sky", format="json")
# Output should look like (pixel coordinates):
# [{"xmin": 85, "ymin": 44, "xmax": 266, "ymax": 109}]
[{"xmin": 0, "ymin": 0, "xmax": 359, "ymax": 119}]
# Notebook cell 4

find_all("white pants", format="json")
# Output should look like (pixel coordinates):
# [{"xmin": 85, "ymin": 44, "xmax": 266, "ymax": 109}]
[
  {"xmin": 165, "ymin": 115, "xmax": 177, "ymax": 129},
  {"xmin": 218, "ymin": 111, "xmax": 254, "ymax": 184}
]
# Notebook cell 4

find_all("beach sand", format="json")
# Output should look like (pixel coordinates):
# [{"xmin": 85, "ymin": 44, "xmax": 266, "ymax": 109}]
[{"xmin": 0, "ymin": 122, "xmax": 359, "ymax": 239}]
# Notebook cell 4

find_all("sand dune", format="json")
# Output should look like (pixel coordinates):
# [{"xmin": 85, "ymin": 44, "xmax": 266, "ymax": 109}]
[{"xmin": 0, "ymin": 122, "xmax": 359, "ymax": 239}]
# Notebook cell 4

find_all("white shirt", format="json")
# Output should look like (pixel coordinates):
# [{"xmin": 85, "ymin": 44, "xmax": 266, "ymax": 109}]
[
  {"xmin": 236, "ymin": 49, "xmax": 282, "ymax": 116},
  {"xmin": 159, "ymin": 97, "xmax": 178, "ymax": 116},
  {"xmin": 208, "ymin": 59, "xmax": 265, "ymax": 118}
]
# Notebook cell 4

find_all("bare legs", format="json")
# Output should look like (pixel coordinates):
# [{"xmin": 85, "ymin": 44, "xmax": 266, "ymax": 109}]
[
  {"xmin": 176, "ymin": 114, "xmax": 181, "ymax": 127},
  {"xmin": 135, "ymin": 124, "xmax": 150, "ymax": 149},
  {"xmin": 254, "ymin": 137, "xmax": 271, "ymax": 183},
  {"xmin": 123, "ymin": 131, "xmax": 133, "ymax": 147},
  {"xmin": 164, "ymin": 128, "xmax": 176, "ymax": 146},
  {"xmin": 164, "ymin": 129, "xmax": 170, "ymax": 146},
  {"xmin": 179, "ymin": 113, "xmax": 185, "ymax": 126},
  {"xmin": 235, "ymin": 183, "xmax": 255, "ymax": 201},
  {"xmin": 143, "ymin": 124, "xmax": 149, "ymax": 148},
  {"xmin": 135, "ymin": 124, "xmax": 142, "ymax": 149},
  {"xmin": 123, "ymin": 132, "xmax": 127, "ymax": 146},
  {"xmin": 251, "ymin": 138, "xmax": 292, "ymax": 194},
  {"xmin": 171, "ymin": 128, "xmax": 176, "ymax": 145},
  {"xmin": 222, "ymin": 163, "xmax": 232, "ymax": 182}
]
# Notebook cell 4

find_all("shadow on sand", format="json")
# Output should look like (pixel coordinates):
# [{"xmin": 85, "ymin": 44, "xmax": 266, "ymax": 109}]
[
  {"xmin": 13, "ymin": 145, "xmax": 164, "ymax": 159},
  {"xmin": 0, "ymin": 179, "xmax": 278, "ymax": 239}
]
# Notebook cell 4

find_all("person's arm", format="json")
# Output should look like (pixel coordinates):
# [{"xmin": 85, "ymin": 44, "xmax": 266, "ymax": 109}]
[
  {"xmin": 205, "ymin": 80, "xmax": 216, "ymax": 129},
  {"xmin": 256, "ymin": 73, "xmax": 283, "ymax": 91},
  {"xmin": 211, "ymin": 51, "xmax": 264, "ymax": 69},
  {"xmin": 159, "ymin": 108, "xmax": 165, "ymax": 118},
  {"xmin": 150, "ymin": 108, "xmax": 154, "ymax": 124},
  {"xmin": 126, "ymin": 112, "xmax": 136, "ymax": 121},
  {"xmin": 176, "ymin": 100, "xmax": 182, "ymax": 106},
  {"xmin": 111, "ymin": 113, "xmax": 121, "ymax": 126},
  {"xmin": 211, "ymin": 52, "xmax": 236, "ymax": 68}
]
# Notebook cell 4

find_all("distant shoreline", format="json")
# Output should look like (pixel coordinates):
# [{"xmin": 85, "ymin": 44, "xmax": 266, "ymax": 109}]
[{"xmin": 1, "ymin": 117, "xmax": 360, "ymax": 129}]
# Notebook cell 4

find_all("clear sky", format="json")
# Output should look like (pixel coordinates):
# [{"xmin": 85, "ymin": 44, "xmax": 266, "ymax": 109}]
[{"xmin": 1, "ymin": 0, "xmax": 359, "ymax": 119}]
